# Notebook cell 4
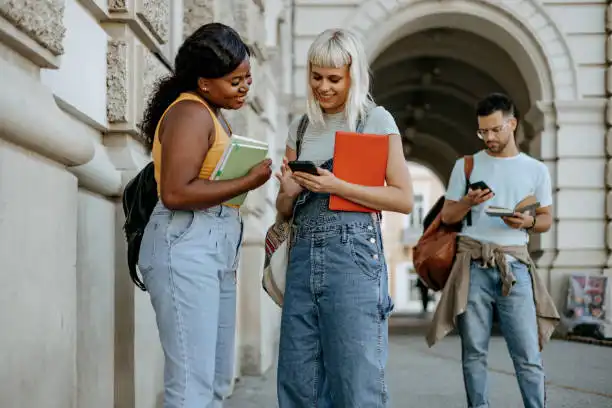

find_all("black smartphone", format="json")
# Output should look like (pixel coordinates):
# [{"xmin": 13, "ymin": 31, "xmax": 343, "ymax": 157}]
[
  {"xmin": 469, "ymin": 181, "xmax": 492, "ymax": 192},
  {"xmin": 288, "ymin": 160, "xmax": 319, "ymax": 176}
]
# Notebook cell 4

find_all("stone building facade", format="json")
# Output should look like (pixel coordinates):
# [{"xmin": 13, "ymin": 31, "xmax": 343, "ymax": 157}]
[
  {"xmin": 0, "ymin": 0, "xmax": 609, "ymax": 407},
  {"xmin": 292, "ymin": 0, "xmax": 611, "ymax": 316},
  {"xmin": 0, "ymin": 0, "xmax": 292, "ymax": 407}
]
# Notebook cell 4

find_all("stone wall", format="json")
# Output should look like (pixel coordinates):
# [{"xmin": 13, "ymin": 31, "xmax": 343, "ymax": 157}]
[
  {"xmin": 292, "ymin": 0, "xmax": 608, "ymax": 315},
  {"xmin": 0, "ymin": 0, "xmax": 291, "ymax": 407},
  {"xmin": 605, "ymin": 2, "xmax": 612, "ymax": 285}
]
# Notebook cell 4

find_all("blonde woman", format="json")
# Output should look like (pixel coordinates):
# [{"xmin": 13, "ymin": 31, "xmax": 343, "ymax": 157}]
[{"xmin": 275, "ymin": 29, "xmax": 414, "ymax": 407}]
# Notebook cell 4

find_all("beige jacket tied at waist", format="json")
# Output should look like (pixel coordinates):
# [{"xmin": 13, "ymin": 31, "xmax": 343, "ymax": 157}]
[{"xmin": 426, "ymin": 236, "xmax": 560, "ymax": 349}]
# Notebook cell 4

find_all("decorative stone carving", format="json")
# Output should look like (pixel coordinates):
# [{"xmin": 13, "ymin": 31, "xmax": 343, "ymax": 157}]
[
  {"xmin": 183, "ymin": 0, "xmax": 215, "ymax": 38},
  {"xmin": 142, "ymin": 51, "xmax": 170, "ymax": 117},
  {"xmin": 0, "ymin": 0, "xmax": 66, "ymax": 55},
  {"xmin": 603, "ymin": 3, "xmax": 611, "ymax": 260},
  {"xmin": 139, "ymin": 0, "xmax": 170, "ymax": 43},
  {"xmin": 233, "ymin": 0, "xmax": 249, "ymax": 37},
  {"xmin": 216, "ymin": 0, "xmax": 236, "ymax": 27},
  {"xmin": 109, "ymin": 0, "xmax": 127, "ymax": 11},
  {"xmin": 345, "ymin": 0, "xmax": 579, "ymax": 101},
  {"xmin": 107, "ymin": 40, "xmax": 129, "ymax": 123}
]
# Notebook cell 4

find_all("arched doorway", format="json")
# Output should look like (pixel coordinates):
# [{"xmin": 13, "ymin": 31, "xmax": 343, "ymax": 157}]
[
  {"xmin": 340, "ymin": 0, "xmax": 589, "ymax": 300},
  {"xmin": 381, "ymin": 161, "xmax": 445, "ymax": 314}
]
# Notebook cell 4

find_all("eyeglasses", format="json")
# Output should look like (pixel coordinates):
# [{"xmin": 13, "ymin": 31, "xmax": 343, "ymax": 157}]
[{"xmin": 476, "ymin": 120, "xmax": 511, "ymax": 139}]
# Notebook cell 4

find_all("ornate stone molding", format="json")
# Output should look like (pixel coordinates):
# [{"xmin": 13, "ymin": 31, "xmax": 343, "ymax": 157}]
[
  {"xmin": 107, "ymin": 0, "xmax": 171, "ymax": 65},
  {"xmin": 107, "ymin": 40, "xmax": 129, "ymax": 124},
  {"xmin": 605, "ymin": 1, "xmax": 612, "ymax": 261},
  {"xmin": 183, "ymin": 0, "xmax": 214, "ymax": 38},
  {"xmin": 139, "ymin": 49, "xmax": 171, "ymax": 131},
  {"xmin": 109, "ymin": 0, "xmax": 127, "ymax": 12},
  {"xmin": 216, "ymin": 0, "xmax": 236, "ymax": 27},
  {"xmin": 105, "ymin": 24, "xmax": 170, "ymax": 139},
  {"xmin": 555, "ymin": 99, "xmax": 608, "ymax": 126},
  {"xmin": 233, "ymin": 0, "xmax": 249, "ymax": 38},
  {"xmin": 0, "ymin": 53, "xmax": 94, "ymax": 167},
  {"xmin": 345, "ymin": 0, "xmax": 579, "ymax": 101},
  {"xmin": 143, "ymin": 51, "xmax": 168, "ymax": 108},
  {"xmin": 0, "ymin": 0, "xmax": 65, "ymax": 56},
  {"xmin": 138, "ymin": 0, "xmax": 170, "ymax": 43},
  {"xmin": 0, "ymin": 0, "xmax": 66, "ymax": 67},
  {"xmin": 524, "ymin": 101, "xmax": 556, "ymax": 134}
]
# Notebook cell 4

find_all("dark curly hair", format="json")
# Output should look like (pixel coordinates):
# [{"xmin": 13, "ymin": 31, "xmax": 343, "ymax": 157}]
[{"xmin": 139, "ymin": 23, "xmax": 250, "ymax": 150}]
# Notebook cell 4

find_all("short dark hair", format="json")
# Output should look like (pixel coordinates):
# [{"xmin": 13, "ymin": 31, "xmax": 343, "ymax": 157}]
[{"xmin": 476, "ymin": 93, "xmax": 516, "ymax": 118}]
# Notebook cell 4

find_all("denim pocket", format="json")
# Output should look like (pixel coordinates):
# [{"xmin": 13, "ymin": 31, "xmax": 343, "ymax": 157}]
[
  {"xmin": 166, "ymin": 211, "xmax": 197, "ymax": 246},
  {"xmin": 349, "ymin": 232, "xmax": 383, "ymax": 280},
  {"xmin": 509, "ymin": 261, "xmax": 531, "ymax": 287},
  {"xmin": 379, "ymin": 293, "xmax": 394, "ymax": 321},
  {"xmin": 231, "ymin": 219, "xmax": 244, "ymax": 271}
]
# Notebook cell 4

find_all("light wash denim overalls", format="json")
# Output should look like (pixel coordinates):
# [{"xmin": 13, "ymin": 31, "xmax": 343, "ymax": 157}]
[{"xmin": 277, "ymin": 116, "xmax": 394, "ymax": 407}]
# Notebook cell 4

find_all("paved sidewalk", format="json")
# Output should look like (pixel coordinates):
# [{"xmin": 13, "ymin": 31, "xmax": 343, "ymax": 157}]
[{"xmin": 226, "ymin": 335, "xmax": 612, "ymax": 407}]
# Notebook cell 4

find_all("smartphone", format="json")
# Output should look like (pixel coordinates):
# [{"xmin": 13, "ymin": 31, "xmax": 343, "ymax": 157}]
[
  {"xmin": 469, "ymin": 181, "xmax": 492, "ymax": 192},
  {"xmin": 288, "ymin": 160, "xmax": 319, "ymax": 176}
]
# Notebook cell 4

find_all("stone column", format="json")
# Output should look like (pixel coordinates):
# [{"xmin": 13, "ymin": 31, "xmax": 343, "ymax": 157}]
[
  {"xmin": 231, "ymin": 0, "xmax": 286, "ymax": 378},
  {"xmin": 604, "ymin": 2, "xmax": 612, "ymax": 288},
  {"xmin": 550, "ymin": 100, "xmax": 608, "ymax": 309},
  {"xmin": 105, "ymin": 2, "xmax": 172, "ymax": 407},
  {"xmin": 0, "ymin": 4, "xmax": 80, "ymax": 408},
  {"xmin": 524, "ymin": 101, "xmax": 558, "ymax": 287}
]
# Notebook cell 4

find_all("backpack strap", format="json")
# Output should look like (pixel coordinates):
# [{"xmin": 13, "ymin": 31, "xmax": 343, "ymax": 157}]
[
  {"xmin": 356, "ymin": 115, "xmax": 366, "ymax": 133},
  {"xmin": 295, "ymin": 107, "xmax": 371, "ymax": 158},
  {"xmin": 356, "ymin": 105, "xmax": 375, "ymax": 133},
  {"xmin": 463, "ymin": 155, "xmax": 474, "ymax": 226},
  {"xmin": 295, "ymin": 114, "xmax": 309, "ymax": 159}
]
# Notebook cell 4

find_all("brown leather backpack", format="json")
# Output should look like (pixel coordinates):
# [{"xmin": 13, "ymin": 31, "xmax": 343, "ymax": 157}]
[{"xmin": 413, "ymin": 156, "xmax": 474, "ymax": 291}]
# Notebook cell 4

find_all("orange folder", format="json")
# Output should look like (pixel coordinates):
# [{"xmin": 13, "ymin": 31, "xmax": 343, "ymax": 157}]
[{"xmin": 330, "ymin": 131, "xmax": 389, "ymax": 212}]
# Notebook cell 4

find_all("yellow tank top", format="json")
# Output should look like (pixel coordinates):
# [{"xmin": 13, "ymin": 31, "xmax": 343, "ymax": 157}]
[{"xmin": 152, "ymin": 92, "xmax": 238, "ymax": 207}]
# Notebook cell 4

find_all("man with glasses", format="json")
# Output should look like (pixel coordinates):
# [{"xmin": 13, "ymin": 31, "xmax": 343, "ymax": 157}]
[{"xmin": 429, "ymin": 93, "xmax": 559, "ymax": 408}]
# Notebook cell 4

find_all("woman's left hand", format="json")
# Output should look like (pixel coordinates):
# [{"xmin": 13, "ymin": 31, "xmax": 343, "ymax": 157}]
[{"xmin": 292, "ymin": 168, "xmax": 342, "ymax": 194}]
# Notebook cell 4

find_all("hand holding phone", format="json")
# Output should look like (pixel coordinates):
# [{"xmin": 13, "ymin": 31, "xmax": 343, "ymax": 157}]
[
  {"xmin": 288, "ymin": 160, "xmax": 319, "ymax": 176},
  {"xmin": 462, "ymin": 180, "xmax": 494, "ymax": 206},
  {"xmin": 275, "ymin": 157, "xmax": 304, "ymax": 198},
  {"xmin": 469, "ymin": 181, "xmax": 492, "ymax": 192}
]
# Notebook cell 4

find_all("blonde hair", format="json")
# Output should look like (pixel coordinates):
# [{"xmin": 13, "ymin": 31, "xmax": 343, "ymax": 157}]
[{"xmin": 306, "ymin": 29, "xmax": 374, "ymax": 131}]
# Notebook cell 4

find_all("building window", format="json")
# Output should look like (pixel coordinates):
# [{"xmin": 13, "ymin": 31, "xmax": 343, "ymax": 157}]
[{"xmin": 406, "ymin": 194, "xmax": 424, "ymax": 228}]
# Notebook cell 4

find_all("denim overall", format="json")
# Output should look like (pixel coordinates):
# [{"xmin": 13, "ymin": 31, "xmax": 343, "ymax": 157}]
[{"xmin": 277, "ymin": 154, "xmax": 394, "ymax": 407}]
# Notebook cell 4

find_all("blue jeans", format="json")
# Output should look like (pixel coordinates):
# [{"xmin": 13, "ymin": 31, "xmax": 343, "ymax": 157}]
[
  {"xmin": 138, "ymin": 203, "xmax": 243, "ymax": 408},
  {"xmin": 457, "ymin": 260, "xmax": 545, "ymax": 408},
  {"xmin": 277, "ymin": 190, "xmax": 393, "ymax": 407}
]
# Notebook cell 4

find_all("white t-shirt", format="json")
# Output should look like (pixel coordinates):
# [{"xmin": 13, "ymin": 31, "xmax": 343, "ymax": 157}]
[{"xmin": 445, "ymin": 150, "xmax": 553, "ymax": 246}]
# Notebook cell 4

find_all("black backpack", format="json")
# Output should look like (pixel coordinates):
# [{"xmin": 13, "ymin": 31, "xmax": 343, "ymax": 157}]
[{"xmin": 122, "ymin": 161, "xmax": 158, "ymax": 291}]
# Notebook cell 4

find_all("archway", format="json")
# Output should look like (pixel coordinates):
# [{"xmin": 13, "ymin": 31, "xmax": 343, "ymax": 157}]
[
  {"xmin": 343, "ymin": 0, "xmax": 579, "ymax": 267},
  {"xmin": 344, "ymin": 0, "xmax": 578, "ymax": 101},
  {"xmin": 381, "ymin": 161, "xmax": 445, "ymax": 314}
]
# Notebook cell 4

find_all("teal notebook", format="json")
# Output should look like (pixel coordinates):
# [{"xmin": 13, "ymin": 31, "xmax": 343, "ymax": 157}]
[{"xmin": 211, "ymin": 135, "xmax": 269, "ymax": 206}]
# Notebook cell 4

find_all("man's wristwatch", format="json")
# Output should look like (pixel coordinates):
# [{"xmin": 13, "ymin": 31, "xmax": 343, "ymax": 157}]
[{"xmin": 525, "ymin": 215, "xmax": 537, "ymax": 232}]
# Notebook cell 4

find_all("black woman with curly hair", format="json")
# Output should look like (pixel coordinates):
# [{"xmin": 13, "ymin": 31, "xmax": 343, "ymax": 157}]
[{"xmin": 137, "ymin": 23, "xmax": 272, "ymax": 407}]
